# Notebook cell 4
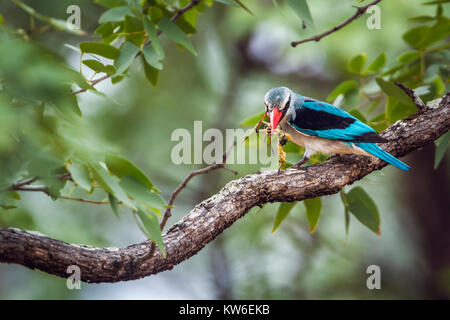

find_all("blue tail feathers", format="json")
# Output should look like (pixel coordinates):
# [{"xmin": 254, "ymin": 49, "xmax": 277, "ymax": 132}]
[{"xmin": 356, "ymin": 143, "xmax": 411, "ymax": 171}]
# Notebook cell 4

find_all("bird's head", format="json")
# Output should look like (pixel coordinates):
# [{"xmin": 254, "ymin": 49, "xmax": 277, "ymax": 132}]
[{"xmin": 264, "ymin": 87, "xmax": 292, "ymax": 132}]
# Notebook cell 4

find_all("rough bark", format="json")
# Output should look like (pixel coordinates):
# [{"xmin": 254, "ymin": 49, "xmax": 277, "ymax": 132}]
[{"xmin": 0, "ymin": 94, "xmax": 449, "ymax": 283}]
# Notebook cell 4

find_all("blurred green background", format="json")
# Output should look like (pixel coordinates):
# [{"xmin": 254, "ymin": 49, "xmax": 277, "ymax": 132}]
[{"xmin": 0, "ymin": 0, "xmax": 449, "ymax": 299}]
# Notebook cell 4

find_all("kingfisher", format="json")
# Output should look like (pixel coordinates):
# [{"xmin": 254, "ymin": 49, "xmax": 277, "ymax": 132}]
[{"xmin": 264, "ymin": 87, "xmax": 410, "ymax": 171}]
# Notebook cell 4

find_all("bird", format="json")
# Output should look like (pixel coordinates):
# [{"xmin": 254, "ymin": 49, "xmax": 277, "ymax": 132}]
[{"xmin": 264, "ymin": 86, "xmax": 410, "ymax": 171}]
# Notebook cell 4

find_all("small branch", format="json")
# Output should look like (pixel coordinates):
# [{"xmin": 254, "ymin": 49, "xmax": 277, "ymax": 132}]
[
  {"xmin": 395, "ymin": 82, "xmax": 427, "ymax": 110},
  {"xmin": 72, "ymin": 0, "xmax": 202, "ymax": 95},
  {"xmin": 58, "ymin": 196, "xmax": 113, "ymax": 205},
  {"xmin": 8, "ymin": 172, "xmax": 71, "ymax": 192},
  {"xmin": 14, "ymin": 186, "xmax": 48, "ymax": 193},
  {"xmin": 171, "ymin": 0, "xmax": 201, "ymax": 22},
  {"xmin": 291, "ymin": 0, "xmax": 382, "ymax": 47},
  {"xmin": 8, "ymin": 177, "xmax": 38, "ymax": 190},
  {"xmin": 72, "ymin": 74, "xmax": 110, "ymax": 95},
  {"xmin": 145, "ymin": 140, "xmax": 238, "ymax": 258},
  {"xmin": 6, "ymin": 174, "xmax": 111, "ymax": 205}
]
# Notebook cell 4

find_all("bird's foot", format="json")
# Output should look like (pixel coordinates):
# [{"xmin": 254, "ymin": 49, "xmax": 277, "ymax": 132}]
[
  {"xmin": 277, "ymin": 163, "xmax": 284, "ymax": 174},
  {"xmin": 292, "ymin": 157, "xmax": 309, "ymax": 169}
]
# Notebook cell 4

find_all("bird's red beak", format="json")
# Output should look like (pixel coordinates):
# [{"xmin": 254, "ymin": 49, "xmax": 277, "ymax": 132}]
[{"xmin": 270, "ymin": 107, "xmax": 283, "ymax": 134}]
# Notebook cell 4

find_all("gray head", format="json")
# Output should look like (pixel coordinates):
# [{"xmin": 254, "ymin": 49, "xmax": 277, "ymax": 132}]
[
  {"xmin": 264, "ymin": 87, "xmax": 293, "ymax": 130},
  {"xmin": 264, "ymin": 87, "xmax": 292, "ymax": 114}
]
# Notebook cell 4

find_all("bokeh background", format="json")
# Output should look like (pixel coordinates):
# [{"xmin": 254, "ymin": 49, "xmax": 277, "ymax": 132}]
[{"xmin": 0, "ymin": 0, "xmax": 449, "ymax": 299}]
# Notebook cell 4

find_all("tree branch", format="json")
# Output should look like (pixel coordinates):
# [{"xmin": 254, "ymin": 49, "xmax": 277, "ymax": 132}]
[
  {"xmin": 291, "ymin": 0, "xmax": 382, "ymax": 48},
  {"xmin": 0, "ymin": 93, "xmax": 449, "ymax": 283},
  {"xmin": 72, "ymin": 0, "xmax": 201, "ymax": 95}
]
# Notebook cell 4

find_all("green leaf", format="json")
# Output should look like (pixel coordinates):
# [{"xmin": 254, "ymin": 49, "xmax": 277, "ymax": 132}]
[
  {"xmin": 158, "ymin": 17, "xmax": 197, "ymax": 55},
  {"xmin": 142, "ymin": 57, "xmax": 160, "ymax": 87},
  {"xmin": 403, "ymin": 26, "xmax": 430, "ymax": 49},
  {"xmin": 304, "ymin": 197, "xmax": 321, "ymax": 233},
  {"xmin": 105, "ymin": 155, "xmax": 156, "ymax": 191},
  {"xmin": 98, "ymin": 6, "xmax": 133, "ymax": 23},
  {"xmin": 182, "ymin": 2, "xmax": 198, "ymax": 28},
  {"xmin": 416, "ymin": 17, "xmax": 450, "ymax": 49},
  {"xmin": 375, "ymin": 78, "xmax": 416, "ymax": 107},
  {"xmin": 80, "ymin": 42, "xmax": 120, "ymax": 60},
  {"xmin": 364, "ymin": 52, "xmax": 386, "ymax": 75},
  {"xmin": 114, "ymin": 41, "xmax": 139, "ymax": 74},
  {"xmin": 43, "ymin": 177, "xmax": 66, "ymax": 200},
  {"xmin": 272, "ymin": 202, "xmax": 297, "ymax": 233},
  {"xmin": 119, "ymin": 176, "xmax": 165, "ymax": 214},
  {"xmin": 422, "ymin": 0, "xmax": 450, "ymax": 5},
  {"xmin": 142, "ymin": 45, "xmax": 164, "ymax": 70},
  {"xmin": 408, "ymin": 15, "xmax": 436, "ymax": 23},
  {"xmin": 95, "ymin": 22, "xmax": 114, "ymax": 37},
  {"xmin": 232, "ymin": 0, "xmax": 253, "ymax": 14},
  {"xmin": 124, "ymin": 15, "xmax": 144, "ymax": 46},
  {"xmin": 347, "ymin": 53, "xmax": 366, "ymax": 75},
  {"xmin": 287, "ymin": 0, "xmax": 313, "ymax": 26},
  {"xmin": 143, "ymin": 17, "xmax": 164, "ymax": 55},
  {"xmin": 381, "ymin": 64, "xmax": 403, "ymax": 76},
  {"xmin": 396, "ymin": 51, "xmax": 421, "ymax": 64},
  {"xmin": 434, "ymin": 131, "xmax": 450, "ymax": 169},
  {"xmin": 66, "ymin": 162, "xmax": 92, "ymax": 192},
  {"xmin": 82, "ymin": 59, "xmax": 116, "ymax": 75},
  {"xmin": 346, "ymin": 186, "xmax": 380, "ymax": 235},
  {"xmin": 108, "ymin": 193, "xmax": 120, "ymax": 219},
  {"xmin": 148, "ymin": 7, "xmax": 163, "ymax": 22},
  {"xmin": 111, "ymin": 75, "xmax": 124, "ymax": 84},
  {"xmin": 137, "ymin": 208, "xmax": 165, "ymax": 257},
  {"xmin": 90, "ymin": 163, "xmax": 136, "ymax": 210},
  {"xmin": 174, "ymin": 17, "xmax": 198, "ymax": 35},
  {"xmin": 326, "ymin": 80, "xmax": 358, "ymax": 102}
]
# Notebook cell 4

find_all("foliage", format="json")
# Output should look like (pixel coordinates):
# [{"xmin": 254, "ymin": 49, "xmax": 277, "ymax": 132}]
[
  {"xmin": 0, "ymin": 0, "xmax": 448, "ymax": 258},
  {"xmin": 241, "ymin": 1, "xmax": 449, "ymax": 236},
  {"xmin": 0, "ymin": 0, "xmax": 448, "ymax": 299}
]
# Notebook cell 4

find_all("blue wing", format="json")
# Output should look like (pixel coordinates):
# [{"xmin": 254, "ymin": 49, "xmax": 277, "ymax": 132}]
[{"xmin": 288, "ymin": 99, "xmax": 386, "ymax": 143}]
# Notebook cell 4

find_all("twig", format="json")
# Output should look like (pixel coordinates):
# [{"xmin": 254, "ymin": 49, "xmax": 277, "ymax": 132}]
[
  {"xmin": 145, "ymin": 140, "xmax": 238, "ymax": 259},
  {"xmin": 72, "ymin": 0, "xmax": 202, "ymax": 95},
  {"xmin": 8, "ymin": 177, "xmax": 38, "ymax": 190},
  {"xmin": 170, "ymin": 0, "xmax": 201, "ymax": 23},
  {"xmin": 72, "ymin": 74, "xmax": 110, "ymax": 95},
  {"xmin": 291, "ymin": 0, "xmax": 383, "ymax": 47},
  {"xmin": 7, "ymin": 173, "xmax": 72, "ymax": 192},
  {"xmin": 14, "ymin": 186, "xmax": 48, "ymax": 193},
  {"xmin": 59, "ymin": 196, "xmax": 114, "ymax": 205},
  {"xmin": 243, "ymin": 112, "xmax": 267, "ymax": 142},
  {"xmin": 395, "ymin": 82, "xmax": 427, "ymax": 109},
  {"xmin": 8, "ymin": 174, "xmax": 124, "ymax": 205}
]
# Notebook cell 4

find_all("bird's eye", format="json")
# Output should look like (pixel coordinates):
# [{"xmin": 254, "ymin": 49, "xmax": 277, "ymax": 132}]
[{"xmin": 284, "ymin": 95, "xmax": 291, "ymax": 110}]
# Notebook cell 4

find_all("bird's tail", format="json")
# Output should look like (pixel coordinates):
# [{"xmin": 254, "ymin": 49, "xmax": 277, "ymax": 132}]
[{"xmin": 356, "ymin": 143, "xmax": 411, "ymax": 171}]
